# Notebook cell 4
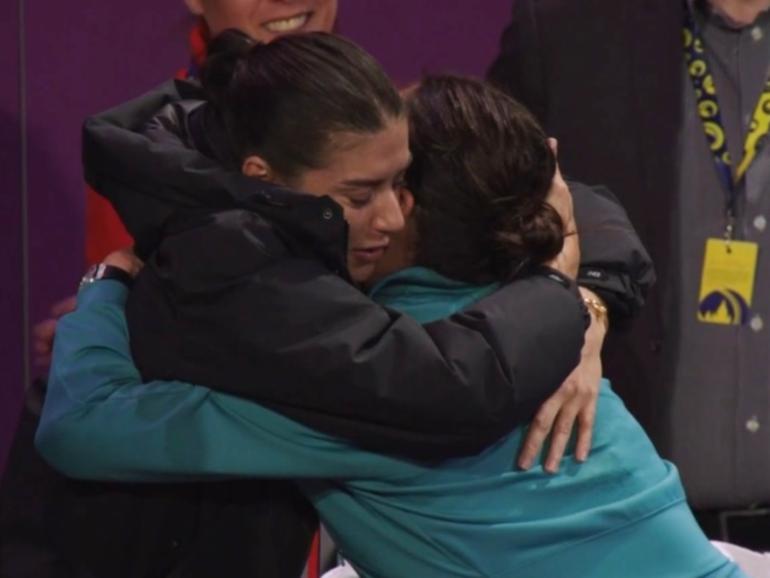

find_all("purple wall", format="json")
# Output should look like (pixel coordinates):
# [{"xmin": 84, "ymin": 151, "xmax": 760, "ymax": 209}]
[
  {"xmin": 1, "ymin": 0, "xmax": 513, "ymax": 473},
  {"xmin": 25, "ymin": 1, "xmax": 191, "ymax": 375},
  {"xmin": 2, "ymin": 1, "xmax": 192, "ymax": 471},
  {"xmin": 0, "ymin": 0, "xmax": 24, "ymax": 472},
  {"xmin": 337, "ymin": 0, "xmax": 512, "ymax": 84}
]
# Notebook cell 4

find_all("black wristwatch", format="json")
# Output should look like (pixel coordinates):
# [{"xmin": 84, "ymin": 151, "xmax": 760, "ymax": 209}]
[{"xmin": 79, "ymin": 263, "xmax": 134, "ymax": 289}]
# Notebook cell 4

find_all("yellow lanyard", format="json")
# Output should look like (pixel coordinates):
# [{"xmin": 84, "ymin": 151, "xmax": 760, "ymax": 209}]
[{"xmin": 684, "ymin": 11, "xmax": 770, "ymax": 226}]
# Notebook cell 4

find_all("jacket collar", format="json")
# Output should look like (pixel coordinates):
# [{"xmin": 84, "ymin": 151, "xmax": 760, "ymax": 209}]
[
  {"xmin": 83, "ymin": 79, "xmax": 350, "ymax": 277},
  {"xmin": 369, "ymin": 267, "xmax": 498, "ymax": 324}
]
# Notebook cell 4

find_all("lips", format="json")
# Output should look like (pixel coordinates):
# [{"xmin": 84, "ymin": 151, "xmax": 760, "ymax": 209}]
[
  {"xmin": 350, "ymin": 245, "xmax": 389, "ymax": 264},
  {"xmin": 263, "ymin": 12, "xmax": 311, "ymax": 33}
]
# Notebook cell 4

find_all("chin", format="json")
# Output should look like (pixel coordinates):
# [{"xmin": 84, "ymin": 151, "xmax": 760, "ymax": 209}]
[
  {"xmin": 349, "ymin": 263, "xmax": 376, "ymax": 286},
  {"xmin": 350, "ymin": 271, "xmax": 373, "ymax": 286}
]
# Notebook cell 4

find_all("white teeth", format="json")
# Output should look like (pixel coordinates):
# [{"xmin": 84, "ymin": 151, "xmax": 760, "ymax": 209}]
[{"xmin": 264, "ymin": 13, "xmax": 310, "ymax": 32}]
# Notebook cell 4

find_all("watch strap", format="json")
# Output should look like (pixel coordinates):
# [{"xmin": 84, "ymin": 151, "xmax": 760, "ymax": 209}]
[{"xmin": 80, "ymin": 263, "xmax": 134, "ymax": 289}]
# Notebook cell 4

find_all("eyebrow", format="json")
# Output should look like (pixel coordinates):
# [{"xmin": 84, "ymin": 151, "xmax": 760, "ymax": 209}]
[{"xmin": 340, "ymin": 177, "xmax": 387, "ymax": 189}]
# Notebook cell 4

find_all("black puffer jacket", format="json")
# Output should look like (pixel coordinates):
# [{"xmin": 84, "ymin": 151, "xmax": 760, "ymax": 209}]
[{"xmin": 84, "ymin": 79, "xmax": 592, "ymax": 457}]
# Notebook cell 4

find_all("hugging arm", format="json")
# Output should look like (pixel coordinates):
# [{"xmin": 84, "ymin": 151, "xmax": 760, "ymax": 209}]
[
  {"xmin": 127, "ymin": 215, "xmax": 587, "ymax": 459},
  {"xmin": 513, "ymin": 174, "xmax": 653, "ymax": 471},
  {"xmin": 35, "ymin": 282, "xmax": 407, "ymax": 482},
  {"xmin": 82, "ymin": 80, "xmax": 590, "ymax": 460},
  {"xmin": 571, "ymin": 181, "xmax": 655, "ymax": 323}
]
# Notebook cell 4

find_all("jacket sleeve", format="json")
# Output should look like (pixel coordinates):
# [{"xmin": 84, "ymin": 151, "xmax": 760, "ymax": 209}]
[
  {"xmin": 36, "ymin": 282, "xmax": 408, "ymax": 482},
  {"xmin": 571, "ymin": 181, "xmax": 656, "ymax": 322},
  {"xmin": 81, "ymin": 80, "xmax": 233, "ymax": 260},
  {"xmin": 126, "ymin": 212, "xmax": 586, "ymax": 460}
]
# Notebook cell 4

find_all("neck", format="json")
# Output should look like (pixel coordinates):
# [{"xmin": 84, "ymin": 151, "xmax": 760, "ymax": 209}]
[{"xmin": 708, "ymin": 0, "xmax": 770, "ymax": 26}]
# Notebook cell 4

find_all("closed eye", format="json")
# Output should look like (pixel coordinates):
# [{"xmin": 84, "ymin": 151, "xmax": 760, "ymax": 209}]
[{"xmin": 348, "ymin": 192, "xmax": 375, "ymax": 207}]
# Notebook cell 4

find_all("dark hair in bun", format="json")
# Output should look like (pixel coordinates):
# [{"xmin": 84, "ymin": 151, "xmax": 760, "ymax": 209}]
[
  {"xmin": 200, "ymin": 29, "xmax": 403, "ymax": 182},
  {"xmin": 405, "ymin": 75, "xmax": 563, "ymax": 284},
  {"xmin": 200, "ymin": 29, "xmax": 256, "ymax": 109}
]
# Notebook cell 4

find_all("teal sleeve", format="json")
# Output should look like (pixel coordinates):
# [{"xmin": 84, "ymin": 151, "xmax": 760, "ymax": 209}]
[{"xmin": 36, "ymin": 280, "xmax": 403, "ymax": 482}]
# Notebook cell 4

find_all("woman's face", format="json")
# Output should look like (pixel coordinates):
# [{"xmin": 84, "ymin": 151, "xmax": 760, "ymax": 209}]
[
  {"xmin": 256, "ymin": 116, "xmax": 412, "ymax": 284},
  {"xmin": 367, "ymin": 198, "xmax": 417, "ymax": 285},
  {"xmin": 187, "ymin": 0, "xmax": 338, "ymax": 41}
]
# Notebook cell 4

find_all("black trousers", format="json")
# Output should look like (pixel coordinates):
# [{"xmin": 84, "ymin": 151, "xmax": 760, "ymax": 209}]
[{"xmin": 0, "ymin": 384, "xmax": 317, "ymax": 578}]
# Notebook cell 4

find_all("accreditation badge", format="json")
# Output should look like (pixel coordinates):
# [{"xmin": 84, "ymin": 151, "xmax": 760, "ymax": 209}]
[{"xmin": 697, "ymin": 239, "xmax": 759, "ymax": 325}]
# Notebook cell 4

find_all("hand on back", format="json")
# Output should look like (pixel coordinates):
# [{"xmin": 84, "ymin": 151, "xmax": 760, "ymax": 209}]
[{"xmin": 33, "ymin": 248, "xmax": 143, "ymax": 369}]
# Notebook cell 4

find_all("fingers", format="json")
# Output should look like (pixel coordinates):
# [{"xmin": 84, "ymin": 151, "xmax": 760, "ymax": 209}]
[
  {"xmin": 32, "ymin": 318, "xmax": 57, "ymax": 367},
  {"xmin": 33, "ymin": 295, "xmax": 78, "ymax": 368},
  {"xmin": 50, "ymin": 295, "xmax": 77, "ymax": 317},
  {"xmin": 517, "ymin": 393, "xmax": 562, "ymax": 470},
  {"xmin": 547, "ymin": 376, "xmax": 599, "ymax": 470},
  {"xmin": 560, "ymin": 230, "xmax": 581, "ymax": 279},
  {"xmin": 547, "ymin": 137, "xmax": 558, "ymax": 156},
  {"xmin": 543, "ymin": 396, "xmax": 581, "ymax": 473},
  {"xmin": 544, "ymin": 163, "xmax": 573, "ymax": 231},
  {"xmin": 574, "ymin": 404, "xmax": 597, "ymax": 463},
  {"xmin": 518, "ymin": 372, "xmax": 600, "ymax": 473},
  {"xmin": 547, "ymin": 138, "xmax": 567, "ymax": 188}
]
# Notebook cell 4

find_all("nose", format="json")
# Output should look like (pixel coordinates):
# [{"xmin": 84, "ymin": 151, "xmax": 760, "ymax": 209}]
[{"xmin": 372, "ymin": 189, "xmax": 406, "ymax": 234}]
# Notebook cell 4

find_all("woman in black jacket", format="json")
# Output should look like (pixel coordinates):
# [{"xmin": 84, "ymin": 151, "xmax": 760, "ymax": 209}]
[
  {"xmin": 85, "ymin": 30, "xmax": 604, "ymax": 456},
  {"xmin": 50, "ymin": 30, "xmax": 651, "ymax": 577}
]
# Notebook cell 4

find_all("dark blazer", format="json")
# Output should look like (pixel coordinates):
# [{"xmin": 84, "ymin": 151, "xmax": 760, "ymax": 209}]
[{"xmin": 489, "ymin": 0, "xmax": 686, "ymax": 441}]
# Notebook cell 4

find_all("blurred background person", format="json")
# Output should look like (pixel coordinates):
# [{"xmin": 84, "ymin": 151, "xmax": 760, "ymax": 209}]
[{"xmin": 488, "ymin": 0, "xmax": 770, "ymax": 550}]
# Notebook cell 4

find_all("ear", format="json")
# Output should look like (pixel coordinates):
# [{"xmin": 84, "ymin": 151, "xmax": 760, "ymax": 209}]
[
  {"xmin": 242, "ymin": 155, "xmax": 277, "ymax": 182},
  {"xmin": 184, "ymin": 0, "xmax": 204, "ymax": 16},
  {"xmin": 398, "ymin": 188, "xmax": 416, "ymax": 218}
]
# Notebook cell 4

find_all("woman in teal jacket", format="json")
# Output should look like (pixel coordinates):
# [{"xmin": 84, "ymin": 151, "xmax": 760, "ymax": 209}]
[{"xmin": 37, "ymin": 76, "xmax": 747, "ymax": 578}]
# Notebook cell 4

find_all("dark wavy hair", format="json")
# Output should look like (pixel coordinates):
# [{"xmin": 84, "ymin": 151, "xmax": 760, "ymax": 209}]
[
  {"xmin": 405, "ymin": 75, "xmax": 563, "ymax": 284},
  {"xmin": 200, "ymin": 29, "xmax": 403, "ymax": 180}
]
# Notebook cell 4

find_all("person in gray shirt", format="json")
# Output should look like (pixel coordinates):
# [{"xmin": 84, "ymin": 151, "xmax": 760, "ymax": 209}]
[{"xmin": 488, "ymin": 0, "xmax": 770, "ymax": 549}]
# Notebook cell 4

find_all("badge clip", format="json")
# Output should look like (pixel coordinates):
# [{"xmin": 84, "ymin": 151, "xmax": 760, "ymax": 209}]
[{"xmin": 724, "ymin": 210, "xmax": 735, "ymax": 251}]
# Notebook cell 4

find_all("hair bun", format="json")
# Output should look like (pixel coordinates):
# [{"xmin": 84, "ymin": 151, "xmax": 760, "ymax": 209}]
[
  {"xmin": 201, "ymin": 29, "xmax": 260, "ymax": 108},
  {"xmin": 493, "ymin": 201, "xmax": 564, "ymax": 273}
]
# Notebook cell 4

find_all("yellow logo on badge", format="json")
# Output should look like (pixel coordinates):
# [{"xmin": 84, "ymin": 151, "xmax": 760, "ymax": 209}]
[{"xmin": 697, "ymin": 239, "xmax": 759, "ymax": 325}]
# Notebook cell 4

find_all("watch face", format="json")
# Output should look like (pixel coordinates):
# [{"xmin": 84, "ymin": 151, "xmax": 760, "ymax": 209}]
[
  {"xmin": 80, "ymin": 263, "xmax": 108, "ymax": 288},
  {"xmin": 84, "ymin": 264, "xmax": 102, "ymax": 280},
  {"xmin": 89, "ymin": 264, "xmax": 108, "ymax": 281}
]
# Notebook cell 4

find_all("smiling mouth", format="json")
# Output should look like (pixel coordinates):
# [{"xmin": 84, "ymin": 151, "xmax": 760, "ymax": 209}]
[{"xmin": 263, "ymin": 12, "xmax": 311, "ymax": 33}]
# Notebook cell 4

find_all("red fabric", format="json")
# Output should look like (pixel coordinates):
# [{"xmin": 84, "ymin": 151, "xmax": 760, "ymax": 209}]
[
  {"xmin": 305, "ymin": 530, "xmax": 321, "ymax": 578},
  {"xmin": 85, "ymin": 185, "xmax": 133, "ymax": 264},
  {"xmin": 189, "ymin": 19, "xmax": 209, "ymax": 68},
  {"xmin": 86, "ymin": 21, "xmax": 209, "ymax": 264},
  {"xmin": 306, "ymin": 530, "xmax": 321, "ymax": 578}
]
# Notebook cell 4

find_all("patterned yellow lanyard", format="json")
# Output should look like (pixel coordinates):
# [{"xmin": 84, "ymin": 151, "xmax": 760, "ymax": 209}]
[{"xmin": 684, "ymin": 8, "xmax": 770, "ymax": 239}]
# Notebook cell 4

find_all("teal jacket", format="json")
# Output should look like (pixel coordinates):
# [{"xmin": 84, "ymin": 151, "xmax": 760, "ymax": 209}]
[{"xmin": 37, "ymin": 270, "xmax": 745, "ymax": 578}]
